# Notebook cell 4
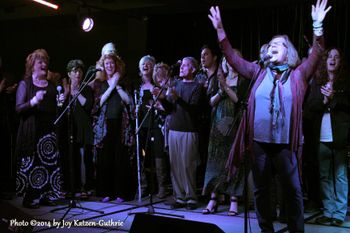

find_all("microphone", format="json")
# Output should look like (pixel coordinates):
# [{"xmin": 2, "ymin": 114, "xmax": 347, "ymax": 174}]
[
  {"xmin": 56, "ymin": 85, "xmax": 63, "ymax": 107},
  {"xmin": 57, "ymin": 85, "xmax": 62, "ymax": 93},
  {"xmin": 263, "ymin": 53, "xmax": 272, "ymax": 62},
  {"xmin": 89, "ymin": 67, "xmax": 103, "ymax": 72},
  {"xmin": 170, "ymin": 60, "xmax": 182, "ymax": 70},
  {"xmin": 134, "ymin": 90, "xmax": 140, "ymax": 109},
  {"xmin": 259, "ymin": 53, "xmax": 272, "ymax": 65}
]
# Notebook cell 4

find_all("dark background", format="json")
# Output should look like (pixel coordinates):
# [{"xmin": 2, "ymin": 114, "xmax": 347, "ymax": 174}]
[{"xmin": 0, "ymin": 0, "xmax": 349, "ymax": 81}]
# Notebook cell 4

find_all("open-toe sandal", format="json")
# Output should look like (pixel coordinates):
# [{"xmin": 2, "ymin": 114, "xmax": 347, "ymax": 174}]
[
  {"xmin": 228, "ymin": 197, "xmax": 239, "ymax": 216},
  {"xmin": 202, "ymin": 196, "xmax": 218, "ymax": 215}
]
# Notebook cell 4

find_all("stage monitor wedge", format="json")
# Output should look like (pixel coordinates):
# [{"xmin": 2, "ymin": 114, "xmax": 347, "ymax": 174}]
[{"xmin": 130, "ymin": 213, "xmax": 225, "ymax": 233}]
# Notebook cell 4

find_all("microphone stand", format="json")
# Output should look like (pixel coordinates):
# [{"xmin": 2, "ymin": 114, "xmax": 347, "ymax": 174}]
[
  {"xmin": 224, "ymin": 67, "xmax": 259, "ymax": 233},
  {"xmin": 241, "ymin": 68, "xmax": 262, "ymax": 233},
  {"xmin": 51, "ymin": 70, "xmax": 104, "ymax": 220},
  {"xmin": 133, "ymin": 90, "xmax": 142, "ymax": 204},
  {"xmin": 129, "ymin": 76, "xmax": 183, "ymax": 218}
]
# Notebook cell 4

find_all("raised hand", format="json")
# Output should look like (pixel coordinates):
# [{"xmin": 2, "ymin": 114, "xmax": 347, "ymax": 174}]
[
  {"xmin": 208, "ymin": 6, "xmax": 227, "ymax": 41},
  {"xmin": 312, "ymin": 0, "xmax": 332, "ymax": 23},
  {"xmin": 208, "ymin": 6, "xmax": 223, "ymax": 30}
]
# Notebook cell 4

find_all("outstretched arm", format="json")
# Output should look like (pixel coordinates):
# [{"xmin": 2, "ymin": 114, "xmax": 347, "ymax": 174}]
[{"xmin": 208, "ymin": 6, "xmax": 260, "ymax": 79}]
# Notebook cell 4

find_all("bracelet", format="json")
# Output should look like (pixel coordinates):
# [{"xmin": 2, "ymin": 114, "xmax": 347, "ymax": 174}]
[
  {"xmin": 312, "ymin": 21, "xmax": 323, "ymax": 28},
  {"xmin": 116, "ymin": 86, "xmax": 122, "ymax": 91},
  {"xmin": 313, "ymin": 27, "xmax": 323, "ymax": 36}
]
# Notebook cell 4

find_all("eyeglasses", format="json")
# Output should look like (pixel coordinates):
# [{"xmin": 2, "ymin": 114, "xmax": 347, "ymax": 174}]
[
  {"xmin": 70, "ymin": 68, "xmax": 83, "ymax": 73},
  {"xmin": 268, "ymin": 41, "xmax": 287, "ymax": 48}
]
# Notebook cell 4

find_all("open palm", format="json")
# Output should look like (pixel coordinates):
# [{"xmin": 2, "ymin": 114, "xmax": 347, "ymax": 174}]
[
  {"xmin": 312, "ymin": 0, "xmax": 331, "ymax": 22},
  {"xmin": 208, "ymin": 6, "xmax": 223, "ymax": 30}
]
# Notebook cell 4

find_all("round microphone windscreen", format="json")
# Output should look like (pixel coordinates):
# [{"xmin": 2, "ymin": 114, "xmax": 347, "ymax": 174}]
[{"xmin": 56, "ymin": 85, "xmax": 62, "ymax": 92}]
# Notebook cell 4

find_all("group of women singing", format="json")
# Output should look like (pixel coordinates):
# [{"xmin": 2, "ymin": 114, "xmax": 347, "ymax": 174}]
[{"xmin": 12, "ymin": 1, "xmax": 349, "ymax": 232}]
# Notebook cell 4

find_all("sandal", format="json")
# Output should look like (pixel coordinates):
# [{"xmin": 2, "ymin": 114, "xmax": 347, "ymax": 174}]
[
  {"xmin": 228, "ymin": 197, "xmax": 239, "ymax": 216},
  {"xmin": 202, "ymin": 195, "xmax": 218, "ymax": 215}
]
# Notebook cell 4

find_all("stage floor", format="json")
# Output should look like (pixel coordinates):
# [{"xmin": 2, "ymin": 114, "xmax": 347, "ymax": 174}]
[{"xmin": 1, "ymin": 195, "xmax": 349, "ymax": 233}]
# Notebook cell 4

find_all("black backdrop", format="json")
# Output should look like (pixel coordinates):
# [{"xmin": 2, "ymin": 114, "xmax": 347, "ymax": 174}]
[
  {"xmin": 147, "ymin": 0, "xmax": 349, "ymax": 66},
  {"xmin": 0, "ymin": 0, "xmax": 349, "ymax": 81}
]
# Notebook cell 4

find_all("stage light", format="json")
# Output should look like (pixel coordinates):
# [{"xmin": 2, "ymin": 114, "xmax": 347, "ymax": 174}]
[
  {"xmin": 81, "ymin": 17, "xmax": 94, "ymax": 32},
  {"xmin": 32, "ymin": 0, "xmax": 59, "ymax": 10}
]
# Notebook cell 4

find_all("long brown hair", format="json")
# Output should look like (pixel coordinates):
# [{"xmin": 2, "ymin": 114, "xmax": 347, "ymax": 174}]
[
  {"xmin": 95, "ymin": 53, "xmax": 126, "ymax": 81},
  {"xmin": 316, "ymin": 47, "xmax": 345, "ymax": 85}
]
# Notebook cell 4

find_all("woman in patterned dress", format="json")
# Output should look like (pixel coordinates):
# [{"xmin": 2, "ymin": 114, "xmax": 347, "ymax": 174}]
[
  {"xmin": 16, "ymin": 49, "xmax": 63, "ymax": 208},
  {"xmin": 202, "ymin": 56, "xmax": 247, "ymax": 215}
]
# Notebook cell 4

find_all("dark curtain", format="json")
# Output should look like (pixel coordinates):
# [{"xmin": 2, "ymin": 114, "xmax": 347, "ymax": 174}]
[{"xmin": 146, "ymin": 0, "xmax": 350, "ymax": 64}]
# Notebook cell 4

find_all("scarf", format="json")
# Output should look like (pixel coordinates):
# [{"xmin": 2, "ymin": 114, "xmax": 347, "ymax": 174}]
[
  {"xmin": 268, "ymin": 63, "xmax": 289, "ymax": 72},
  {"xmin": 267, "ymin": 67, "xmax": 291, "ymax": 140}
]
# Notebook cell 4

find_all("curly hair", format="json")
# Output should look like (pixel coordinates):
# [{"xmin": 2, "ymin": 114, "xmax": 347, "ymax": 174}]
[
  {"xmin": 316, "ymin": 47, "xmax": 345, "ymax": 85},
  {"xmin": 24, "ymin": 49, "xmax": 49, "ymax": 79},
  {"xmin": 96, "ymin": 53, "xmax": 126, "ymax": 81}
]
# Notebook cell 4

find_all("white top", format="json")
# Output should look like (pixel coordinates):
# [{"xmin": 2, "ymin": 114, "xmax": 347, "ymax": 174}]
[{"xmin": 320, "ymin": 113, "xmax": 333, "ymax": 142}]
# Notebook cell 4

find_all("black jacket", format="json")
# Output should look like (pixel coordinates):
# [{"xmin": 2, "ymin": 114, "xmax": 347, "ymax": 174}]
[{"xmin": 304, "ymin": 77, "xmax": 350, "ymax": 149}]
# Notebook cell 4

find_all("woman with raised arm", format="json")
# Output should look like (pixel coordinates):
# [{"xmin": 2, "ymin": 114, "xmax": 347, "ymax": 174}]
[{"xmin": 208, "ymin": 0, "xmax": 331, "ymax": 232}]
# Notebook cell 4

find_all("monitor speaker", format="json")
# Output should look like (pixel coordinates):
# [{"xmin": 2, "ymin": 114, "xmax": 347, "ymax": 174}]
[{"xmin": 129, "ymin": 213, "xmax": 225, "ymax": 233}]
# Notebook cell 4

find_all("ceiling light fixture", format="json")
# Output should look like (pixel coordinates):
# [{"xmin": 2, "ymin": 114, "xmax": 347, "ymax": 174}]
[
  {"xmin": 32, "ymin": 0, "xmax": 59, "ymax": 10},
  {"xmin": 81, "ymin": 17, "xmax": 94, "ymax": 32}
]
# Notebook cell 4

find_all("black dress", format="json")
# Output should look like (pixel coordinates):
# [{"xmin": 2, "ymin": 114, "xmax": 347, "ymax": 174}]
[
  {"xmin": 15, "ymin": 78, "xmax": 61, "ymax": 201},
  {"xmin": 95, "ymin": 81, "xmax": 133, "ymax": 200}
]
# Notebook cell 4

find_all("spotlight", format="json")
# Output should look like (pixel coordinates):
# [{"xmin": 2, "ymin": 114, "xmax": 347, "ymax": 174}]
[
  {"xmin": 82, "ymin": 17, "xmax": 94, "ymax": 32},
  {"xmin": 32, "ymin": 0, "xmax": 59, "ymax": 10}
]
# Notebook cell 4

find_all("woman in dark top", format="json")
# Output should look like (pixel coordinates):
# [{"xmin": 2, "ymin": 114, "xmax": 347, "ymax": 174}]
[
  {"xmin": 66, "ymin": 59, "xmax": 94, "ymax": 198},
  {"xmin": 16, "ymin": 49, "xmax": 64, "ymax": 208},
  {"xmin": 305, "ymin": 47, "xmax": 350, "ymax": 226},
  {"xmin": 92, "ymin": 52, "xmax": 133, "ymax": 202},
  {"xmin": 151, "ymin": 62, "xmax": 172, "ymax": 198}
]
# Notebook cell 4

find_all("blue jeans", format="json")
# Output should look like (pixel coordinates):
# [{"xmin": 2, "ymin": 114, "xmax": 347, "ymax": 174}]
[
  {"xmin": 252, "ymin": 141, "xmax": 304, "ymax": 233},
  {"xmin": 318, "ymin": 142, "xmax": 348, "ymax": 221}
]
